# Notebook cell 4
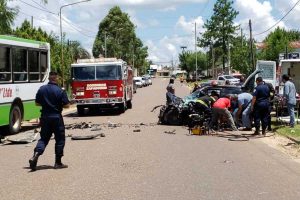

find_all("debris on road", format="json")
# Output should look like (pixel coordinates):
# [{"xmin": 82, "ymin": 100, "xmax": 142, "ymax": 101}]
[
  {"xmin": 133, "ymin": 129, "xmax": 141, "ymax": 132},
  {"xmin": 71, "ymin": 133, "xmax": 102, "ymax": 140},
  {"xmin": 65, "ymin": 122, "xmax": 100, "ymax": 130},
  {"xmin": 3, "ymin": 130, "xmax": 39, "ymax": 144},
  {"xmin": 164, "ymin": 129, "xmax": 176, "ymax": 134},
  {"xmin": 223, "ymin": 160, "xmax": 234, "ymax": 164},
  {"xmin": 100, "ymin": 133, "xmax": 106, "ymax": 137}
]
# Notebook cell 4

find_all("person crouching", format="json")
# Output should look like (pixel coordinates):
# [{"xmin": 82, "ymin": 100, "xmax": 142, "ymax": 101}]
[{"xmin": 209, "ymin": 95, "xmax": 237, "ymax": 131}]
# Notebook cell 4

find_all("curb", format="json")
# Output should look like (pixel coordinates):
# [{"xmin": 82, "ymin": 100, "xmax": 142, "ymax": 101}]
[{"xmin": 286, "ymin": 135, "xmax": 300, "ymax": 144}]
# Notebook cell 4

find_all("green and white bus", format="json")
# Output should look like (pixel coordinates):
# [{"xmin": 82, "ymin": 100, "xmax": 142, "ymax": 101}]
[{"xmin": 0, "ymin": 35, "xmax": 50, "ymax": 134}]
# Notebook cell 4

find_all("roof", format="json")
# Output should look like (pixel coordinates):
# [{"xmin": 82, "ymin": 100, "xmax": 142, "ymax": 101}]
[
  {"xmin": 0, "ymin": 35, "xmax": 49, "ymax": 49},
  {"xmin": 290, "ymin": 41, "xmax": 300, "ymax": 49}
]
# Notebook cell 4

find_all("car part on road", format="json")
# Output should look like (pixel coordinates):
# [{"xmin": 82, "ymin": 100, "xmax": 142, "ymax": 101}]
[
  {"xmin": 3, "ymin": 130, "xmax": 39, "ymax": 144},
  {"xmin": 164, "ymin": 129, "xmax": 176, "ymax": 134},
  {"xmin": 71, "ymin": 133, "xmax": 102, "ymax": 140}
]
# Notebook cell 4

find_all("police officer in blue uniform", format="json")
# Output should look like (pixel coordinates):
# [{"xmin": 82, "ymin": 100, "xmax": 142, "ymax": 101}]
[
  {"xmin": 251, "ymin": 77, "xmax": 270, "ymax": 135},
  {"xmin": 29, "ymin": 72, "xmax": 70, "ymax": 171}
]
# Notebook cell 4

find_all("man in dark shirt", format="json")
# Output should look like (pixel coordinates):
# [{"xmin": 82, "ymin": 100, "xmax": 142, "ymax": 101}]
[
  {"xmin": 251, "ymin": 77, "xmax": 270, "ymax": 135},
  {"xmin": 29, "ymin": 72, "xmax": 70, "ymax": 171}
]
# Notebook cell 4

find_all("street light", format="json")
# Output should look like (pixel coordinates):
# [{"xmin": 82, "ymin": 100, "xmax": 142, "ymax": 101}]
[{"xmin": 60, "ymin": 0, "xmax": 91, "ymax": 87}]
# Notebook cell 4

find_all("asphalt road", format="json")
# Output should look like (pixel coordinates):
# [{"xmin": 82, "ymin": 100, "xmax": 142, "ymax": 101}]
[{"xmin": 0, "ymin": 78, "xmax": 300, "ymax": 200}]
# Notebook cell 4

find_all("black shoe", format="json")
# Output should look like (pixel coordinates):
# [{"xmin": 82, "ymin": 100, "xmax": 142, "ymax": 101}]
[
  {"xmin": 29, "ymin": 152, "xmax": 40, "ymax": 171},
  {"xmin": 262, "ymin": 130, "xmax": 266, "ymax": 136},
  {"xmin": 54, "ymin": 156, "xmax": 68, "ymax": 169},
  {"xmin": 253, "ymin": 130, "xmax": 260, "ymax": 135},
  {"xmin": 54, "ymin": 163, "xmax": 68, "ymax": 169}
]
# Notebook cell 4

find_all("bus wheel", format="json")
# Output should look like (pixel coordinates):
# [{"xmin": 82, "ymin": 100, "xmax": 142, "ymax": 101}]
[
  {"xmin": 77, "ymin": 105, "xmax": 85, "ymax": 116},
  {"xmin": 9, "ymin": 105, "xmax": 22, "ymax": 134},
  {"xmin": 127, "ymin": 100, "xmax": 132, "ymax": 109}
]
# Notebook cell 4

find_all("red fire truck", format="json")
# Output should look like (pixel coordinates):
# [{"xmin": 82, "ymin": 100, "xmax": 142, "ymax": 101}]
[{"xmin": 71, "ymin": 58, "xmax": 133, "ymax": 115}]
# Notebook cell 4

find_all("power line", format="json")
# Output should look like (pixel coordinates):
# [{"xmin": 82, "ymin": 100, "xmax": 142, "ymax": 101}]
[
  {"xmin": 19, "ymin": 0, "xmax": 57, "ymax": 15},
  {"xmin": 254, "ymin": 0, "xmax": 300, "ymax": 36},
  {"xmin": 18, "ymin": 10, "xmax": 57, "ymax": 26}
]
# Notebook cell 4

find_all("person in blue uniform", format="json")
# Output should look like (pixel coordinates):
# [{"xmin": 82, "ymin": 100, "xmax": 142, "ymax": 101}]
[
  {"xmin": 29, "ymin": 72, "xmax": 70, "ymax": 171},
  {"xmin": 251, "ymin": 77, "xmax": 270, "ymax": 135}
]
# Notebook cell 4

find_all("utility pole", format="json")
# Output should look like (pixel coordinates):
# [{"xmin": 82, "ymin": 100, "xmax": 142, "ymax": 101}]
[
  {"xmin": 241, "ymin": 28, "xmax": 243, "ymax": 46},
  {"xmin": 212, "ymin": 46, "xmax": 215, "ymax": 79},
  {"xmin": 31, "ymin": 16, "xmax": 33, "ymax": 28},
  {"xmin": 104, "ymin": 32, "xmax": 107, "ymax": 58},
  {"xmin": 195, "ymin": 22, "xmax": 198, "ymax": 81},
  {"xmin": 249, "ymin": 19, "xmax": 255, "ymax": 71}
]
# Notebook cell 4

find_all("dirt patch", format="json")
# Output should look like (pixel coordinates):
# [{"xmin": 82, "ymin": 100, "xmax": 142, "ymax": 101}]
[{"xmin": 260, "ymin": 134, "xmax": 300, "ymax": 163}]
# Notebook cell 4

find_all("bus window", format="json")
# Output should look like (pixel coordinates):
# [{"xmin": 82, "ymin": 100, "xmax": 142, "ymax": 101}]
[
  {"xmin": 40, "ymin": 52, "xmax": 47, "ymax": 80},
  {"xmin": 0, "ymin": 46, "xmax": 11, "ymax": 82},
  {"xmin": 28, "ymin": 50, "xmax": 40, "ymax": 81},
  {"xmin": 12, "ymin": 48, "xmax": 27, "ymax": 82}
]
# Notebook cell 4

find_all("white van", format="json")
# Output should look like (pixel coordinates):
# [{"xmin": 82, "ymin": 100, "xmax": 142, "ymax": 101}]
[{"xmin": 255, "ymin": 60, "xmax": 277, "ymax": 89}]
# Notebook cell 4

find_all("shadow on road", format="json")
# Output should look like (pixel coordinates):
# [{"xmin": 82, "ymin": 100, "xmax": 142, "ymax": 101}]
[{"xmin": 24, "ymin": 165, "xmax": 54, "ymax": 172}]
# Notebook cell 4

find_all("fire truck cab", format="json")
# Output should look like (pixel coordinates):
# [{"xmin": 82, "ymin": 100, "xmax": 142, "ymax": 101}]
[{"xmin": 71, "ymin": 58, "xmax": 133, "ymax": 115}]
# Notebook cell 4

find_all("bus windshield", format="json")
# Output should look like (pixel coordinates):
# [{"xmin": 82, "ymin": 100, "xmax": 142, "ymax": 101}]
[{"xmin": 72, "ymin": 65, "xmax": 122, "ymax": 81}]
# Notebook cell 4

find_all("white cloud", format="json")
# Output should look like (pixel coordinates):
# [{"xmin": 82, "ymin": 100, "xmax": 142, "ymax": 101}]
[
  {"xmin": 235, "ymin": 0, "xmax": 286, "ymax": 41},
  {"xmin": 275, "ymin": 0, "xmax": 300, "ymax": 29},
  {"xmin": 176, "ymin": 16, "xmax": 205, "ymax": 34}
]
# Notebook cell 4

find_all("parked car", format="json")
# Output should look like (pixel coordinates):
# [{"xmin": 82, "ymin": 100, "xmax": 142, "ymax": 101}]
[
  {"xmin": 217, "ymin": 75, "xmax": 240, "ymax": 85},
  {"xmin": 133, "ymin": 77, "xmax": 144, "ymax": 87},
  {"xmin": 133, "ymin": 80, "xmax": 137, "ymax": 93},
  {"xmin": 142, "ymin": 76, "xmax": 150, "ymax": 86}
]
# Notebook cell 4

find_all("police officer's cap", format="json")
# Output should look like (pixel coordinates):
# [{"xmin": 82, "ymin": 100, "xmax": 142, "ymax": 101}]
[{"xmin": 49, "ymin": 71, "xmax": 58, "ymax": 76}]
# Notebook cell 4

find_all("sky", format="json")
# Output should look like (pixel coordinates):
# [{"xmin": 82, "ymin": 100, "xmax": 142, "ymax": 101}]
[{"xmin": 7, "ymin": 0, "xmax": 300, "ymax": 66}]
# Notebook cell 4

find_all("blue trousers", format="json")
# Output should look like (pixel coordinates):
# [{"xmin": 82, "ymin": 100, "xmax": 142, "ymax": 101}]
[
  {"xmin": 242, "ymin": 104, "xmax": 252, "ymax": 128},
  {"xmin": 254, "ymin": 102, "xmax": 270, "ymax": 131},
  {"xmin": 287, "ymin": 103, "xmax": 296, "ymax": 126},
  {"xmin": 35, "ymin": 116, "xmax": 65, "ymax": 156}
]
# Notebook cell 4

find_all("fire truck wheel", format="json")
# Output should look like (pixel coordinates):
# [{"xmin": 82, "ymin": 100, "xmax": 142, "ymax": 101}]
[
  {"xmin": 119, "ymin": 102, "xmax": 126, "ymax": 113},
  {"xmin": 127, "ymin": 100, "xmax": 132, "ymax": 109},
  {"xmin": 77, "ymin": 105, "xmax": 85, "ymax": 116}
]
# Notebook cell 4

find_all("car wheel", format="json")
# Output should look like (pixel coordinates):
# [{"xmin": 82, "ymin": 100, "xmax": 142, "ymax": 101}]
[{"xmin": 9, "ymin": 105, "xmax": 22, "ymax": 134}]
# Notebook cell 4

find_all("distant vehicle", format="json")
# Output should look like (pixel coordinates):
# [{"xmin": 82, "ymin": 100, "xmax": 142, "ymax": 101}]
[
  {"xmin": 142, "ymin": 76, "xmax": 150, "ymax": 86},
  {"xmin": 133, "ymin": 80, "xmax": 137, "ymax": 93},
  {"xmin": 133, "ymin": 78, "xmax": 143, "ymax": 88},
  {"xmin": 71, "ymin": 58, "xmax": 133, "ymax": 114},
  {"xmin": 133, "ymin": 77, "xmax": 144, "ymax": 87},
  {"xmin": 217, "ymin": 75, "xmax": 240, "ymax": 85},
  {"xmin": 143, "ymin": 75, "xmax": 152, "ymax": 85}
]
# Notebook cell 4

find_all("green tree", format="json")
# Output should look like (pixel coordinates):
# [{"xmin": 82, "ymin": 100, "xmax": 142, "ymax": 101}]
[
  {"xmin": 258, "ymin": 28, "xmax": 300, "ymax": 63},
  {"xmin": 92, "ymin": 6, "xmax": 148, "ymax": 71},
  {"xmin": 179, "ymin": 51, "xmax": 207, "ymax": 74},
  {"xmin": 199, "ymin": 0, "xmax": 238, "ymax": 70},
  {"xmin": 230, "ymin": 34, "xmax": 252, "ymax": 74},
  {"xmin": 0, "ymin": 0, "xmax": 19, "ymax": 34}
]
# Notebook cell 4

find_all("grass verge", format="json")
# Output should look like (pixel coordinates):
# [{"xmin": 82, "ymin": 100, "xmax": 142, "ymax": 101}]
[{"xmin": 273, "ymin": 123, "xmax": 300, "ymax": 143}]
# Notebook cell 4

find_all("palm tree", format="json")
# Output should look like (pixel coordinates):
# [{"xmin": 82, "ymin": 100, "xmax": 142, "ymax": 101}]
[
  {"xmin": 68, "ymin": 41, "xmax": 90, "ymax": 61},
  {"xmin": 0, "ymin": 0, "xmax": 19, "ymax": 34}
]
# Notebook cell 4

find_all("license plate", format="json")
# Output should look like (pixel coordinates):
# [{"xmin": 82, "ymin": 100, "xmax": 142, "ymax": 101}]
[{"xmin": 93, "ymin": 94, "xmax": 100, "ymax": 98}]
